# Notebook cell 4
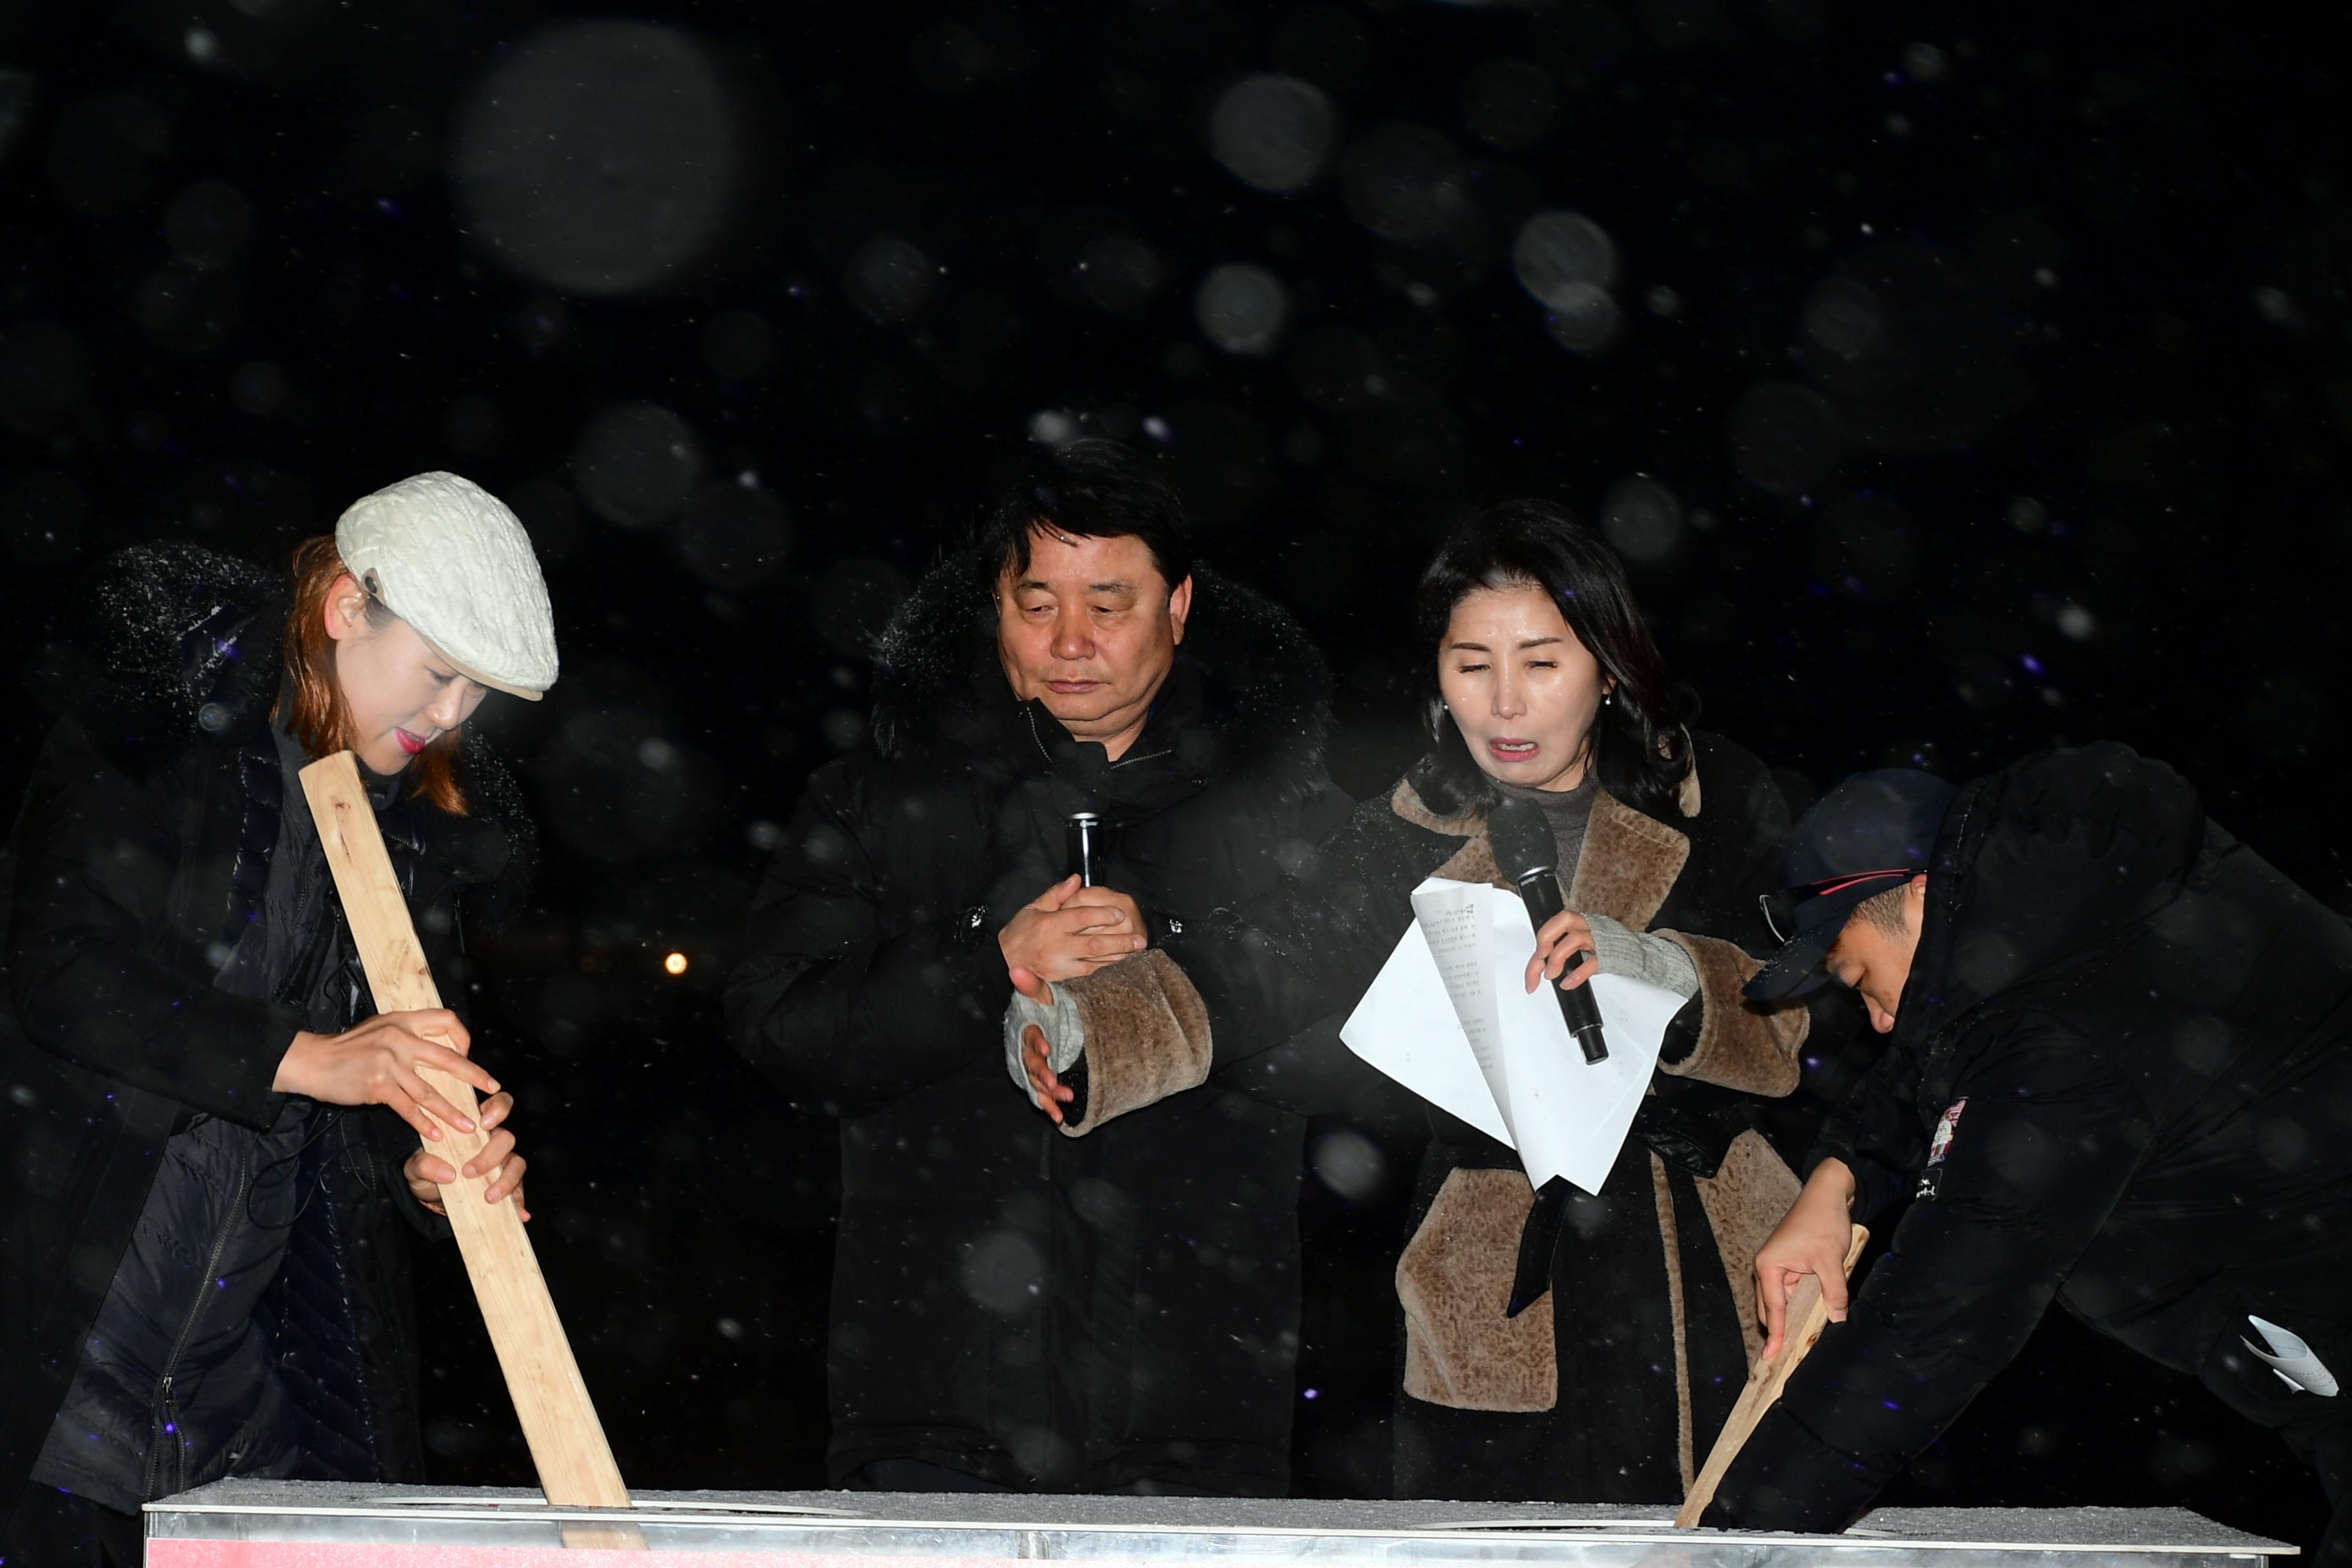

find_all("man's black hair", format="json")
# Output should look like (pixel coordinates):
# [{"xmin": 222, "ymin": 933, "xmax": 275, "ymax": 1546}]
[
  {"xmin": 1850, "ymin": 881, "xmax": 1913, "ymax": 938},
  {"xmin": 980, "ymin": 437, "xmax": 1193, "ymax": 592}
]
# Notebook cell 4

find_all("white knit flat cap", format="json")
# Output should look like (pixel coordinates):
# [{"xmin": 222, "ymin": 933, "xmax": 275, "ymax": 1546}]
[{"xmin": 335, "ymin": 471, "xmax": 558, "ymax": 700}]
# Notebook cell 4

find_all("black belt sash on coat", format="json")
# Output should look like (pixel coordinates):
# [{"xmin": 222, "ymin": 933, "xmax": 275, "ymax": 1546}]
[{"xmin": 1505, "ymin": 1086, "xmax": 1759, "ymax": 1318}]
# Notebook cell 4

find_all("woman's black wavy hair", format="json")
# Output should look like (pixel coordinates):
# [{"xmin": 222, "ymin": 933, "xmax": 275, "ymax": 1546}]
[{"xmin": 1406, "ymin": 499, "xmax": 1696, "ymax": 821}]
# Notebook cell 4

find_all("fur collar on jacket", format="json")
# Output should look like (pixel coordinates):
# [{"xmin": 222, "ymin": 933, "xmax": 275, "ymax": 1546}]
[
  {"xmin": 868, "ymin": 544, "xmax": 1335, "ymax": 794},
  {"xmin": 50, "ymin": 542, "xmax": 536, "ymax": 933},
  {"xmin": 63, "ymin": 542, "xmax": 290, "ymax": 765}
]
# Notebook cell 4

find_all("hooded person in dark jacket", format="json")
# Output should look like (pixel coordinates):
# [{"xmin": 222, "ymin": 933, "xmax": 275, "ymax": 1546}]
[
  {"xmin": 1011, "ymin": 503, "xmax": 1865, "ymax": 1504},
  {"xmin": 1705, "ymin": 745, "xmax": 2352, "ymax": 1565},
  {"xmin": 1, "ymin": 473, "xmax": 547, "ymax": 1565},
  {"xmin": 726, "ymin": 440, "xmax": 1352, "ymax": 1495}
]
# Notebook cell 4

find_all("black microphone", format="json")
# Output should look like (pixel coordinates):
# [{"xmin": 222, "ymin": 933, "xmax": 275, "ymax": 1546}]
[
  {"xmin": 1064, "ymin": 812, "xmax": 1104, "ymax": 887},
  {"xmin": 1487, "ymin": 797, "xmax": 1609, "ymax": 1065}
]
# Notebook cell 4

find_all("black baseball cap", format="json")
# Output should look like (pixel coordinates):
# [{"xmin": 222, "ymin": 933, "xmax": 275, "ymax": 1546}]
[{"xmin": 1745, "ymin": 768, "xmax": 1955, "ymax": 1001}]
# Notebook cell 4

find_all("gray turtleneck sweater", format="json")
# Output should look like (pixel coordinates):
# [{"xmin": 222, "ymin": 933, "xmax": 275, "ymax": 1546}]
[{"xmin": 1498, "ymin": 774, "xmax": 1699, "ymax": 998}]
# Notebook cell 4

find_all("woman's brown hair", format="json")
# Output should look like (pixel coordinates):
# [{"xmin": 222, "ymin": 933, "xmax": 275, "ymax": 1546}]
[{"xmin": 275, "ymin": 535, "xmax": 468, "ymax": 814}]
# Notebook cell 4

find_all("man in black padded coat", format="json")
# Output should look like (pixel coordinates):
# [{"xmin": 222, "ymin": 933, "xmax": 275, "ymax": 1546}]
[
  {"xmin": 727, "ymin": 440, "xmax": 1351, "ymax": 1495},
  {"xmin": 1705, "ymin": 747, "xmax": 2352, "ymax": 1565}
]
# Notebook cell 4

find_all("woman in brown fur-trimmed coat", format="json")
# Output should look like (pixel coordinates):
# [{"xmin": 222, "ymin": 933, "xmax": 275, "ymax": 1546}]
[{"xmin": 1007, "ymin": 502, "xmax": 1863, "ymax": 1504}]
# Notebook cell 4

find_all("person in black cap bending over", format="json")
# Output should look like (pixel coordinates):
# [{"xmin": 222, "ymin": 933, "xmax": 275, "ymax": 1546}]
[{"xmin": 1703, "ymin": 743, "xmax": 2352, "ymax": 1565}]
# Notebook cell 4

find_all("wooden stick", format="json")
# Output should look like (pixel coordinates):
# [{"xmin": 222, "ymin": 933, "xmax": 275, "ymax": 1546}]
[
  {"xmin": 301, "ymin": 752, "xmax": 642, "ymax": 1551},
  {"xmin": 1674, "ymin": 1222, "xmax": 1869, "ymax": 1529}
]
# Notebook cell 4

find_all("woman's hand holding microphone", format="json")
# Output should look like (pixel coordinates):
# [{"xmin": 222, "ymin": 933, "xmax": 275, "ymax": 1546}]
[{"xmin": 1524, "ymin": 909, "xmax": 1700, "ymax": 1001}]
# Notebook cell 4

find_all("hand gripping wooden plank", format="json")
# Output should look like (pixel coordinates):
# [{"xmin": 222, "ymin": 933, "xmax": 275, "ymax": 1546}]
[
  {"xmin": 302, "ymin": 752, "xmax": 642, "ymax": 1551},
  {"xmin": 1675, "ymin": 1222, "xmax": 1870, "ymax": 1529}
]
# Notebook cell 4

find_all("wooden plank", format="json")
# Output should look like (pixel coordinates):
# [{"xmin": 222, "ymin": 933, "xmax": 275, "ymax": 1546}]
[
  {"xmin": 1676, "ymin": 1223, "xmax": 1870, "ymax": 1529},
  {"xmin": 300, "ymin": 752, "xmax": 642, "ymax": 1551}
]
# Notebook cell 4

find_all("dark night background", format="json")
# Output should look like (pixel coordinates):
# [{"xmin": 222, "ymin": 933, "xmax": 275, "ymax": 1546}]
[{"xmin": 1, "ymin": 0, "xmax": 2346, "ymax": 1545}]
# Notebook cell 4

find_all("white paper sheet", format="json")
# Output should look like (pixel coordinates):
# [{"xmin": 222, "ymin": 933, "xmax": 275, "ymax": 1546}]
[
  {"xmin": 1340, "ymin": 915, "xmax": 1513, "ymax": 1146},
  {"xmin": 1340, "ymin": 876, "xmax": 1687, "ymax": 1195},
  {"xmin": 1408, "ymin": 879, "xmax": 1511, "ymax": 1124}
]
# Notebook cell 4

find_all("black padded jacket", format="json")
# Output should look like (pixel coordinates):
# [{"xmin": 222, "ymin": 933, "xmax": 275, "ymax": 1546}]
[
  {"xmin": 1706, "ymin": 744, "xmax": 2352, "ymax": 1553},
  {"xmin": 0, "ymin": 545, "xmax": 533, "ymax": 1528},
  {"xmin": 727, "ymin": 549, "xmax": 1352, "ymax": 1495}
]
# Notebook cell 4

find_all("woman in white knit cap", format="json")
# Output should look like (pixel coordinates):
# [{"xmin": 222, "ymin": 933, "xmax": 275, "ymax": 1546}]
[{"xmin": 0, "ymin": 473, "xmax": 558, "ymax": 1566}]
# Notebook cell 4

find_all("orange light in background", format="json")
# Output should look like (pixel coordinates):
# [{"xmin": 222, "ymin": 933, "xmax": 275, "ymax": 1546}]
[{"xmin": 663, "ymin": 952, "xmax": 689, "ymax": 976}]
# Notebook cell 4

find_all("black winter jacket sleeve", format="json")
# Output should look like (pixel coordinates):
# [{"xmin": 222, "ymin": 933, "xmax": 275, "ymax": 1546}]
[
  {"xmin": 1811, "ymin": 1028, "xmax": 1931, "ymax": 1219},
  {"xmin": 7, "ymin": 718, "xmax": 297, "ymax": 1131},
  {"xmin": 727, "ymin": 761, "xmax": 1008, "ymax": 1117},
  {"xmin": 1162, "ymin": 790, "xmax": 1442, "ymax": 1083},
  {"xmin": 1705, "ymin": 1009, "xmax": 2153, "ymax": 1531}
]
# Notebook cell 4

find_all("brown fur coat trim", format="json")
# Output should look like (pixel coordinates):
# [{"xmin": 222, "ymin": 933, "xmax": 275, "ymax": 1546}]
[
  {"xmin": 1389, "ymin": 758, "xmax": 1702, "ymax": 838},
  {"xmin": 1656, "ymin": 933, "xmax": 1807, "ymax": 1097},
  {"xmin": 1570, "ymin": 790, "xmax": 1691, "ymax": 931},
  {"xmin": 1055, "ymin": 950, "xmax": 1214, "ymax": 1137},
  {"xmin": 1398, "ymin": 1168, "xmax": 1556, "ymax": 1411},
  {"xmin": 1693, "ymin": 1129, "xmax": 1805, "ymax": 1371},
  {"xmin": 1390, "ymin": 776, "xmax": 1695, "ymax": 932},
  {"xmin": 1650, "ymin": 1152, "xmax": 1698, "ymax": 1491}
]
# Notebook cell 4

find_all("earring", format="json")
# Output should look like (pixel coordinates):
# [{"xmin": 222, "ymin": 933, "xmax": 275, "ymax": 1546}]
[{"xmin": 1603, "ymin": 690, "xmax": 1615, "ymax": 707}]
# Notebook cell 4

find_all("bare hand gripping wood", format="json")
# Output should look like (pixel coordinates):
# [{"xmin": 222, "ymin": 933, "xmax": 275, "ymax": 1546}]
[
  {"xmin": 302, "ymin": 752, "xmax": 640, "ymax": 1549},
  {"xmin": 1675, "ymin": 1222, "xmax": 1870, "ymax": 1529}
]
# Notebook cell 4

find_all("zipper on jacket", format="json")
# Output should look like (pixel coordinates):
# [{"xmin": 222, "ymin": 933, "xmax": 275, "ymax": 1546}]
[
  {"xmin": 144, "ymin": 1137, "xmax": 255, "ymax": 1503},
  {"xmin": 1025, "ymin": 704, "xmax": 1176, "ymax": 774}
]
